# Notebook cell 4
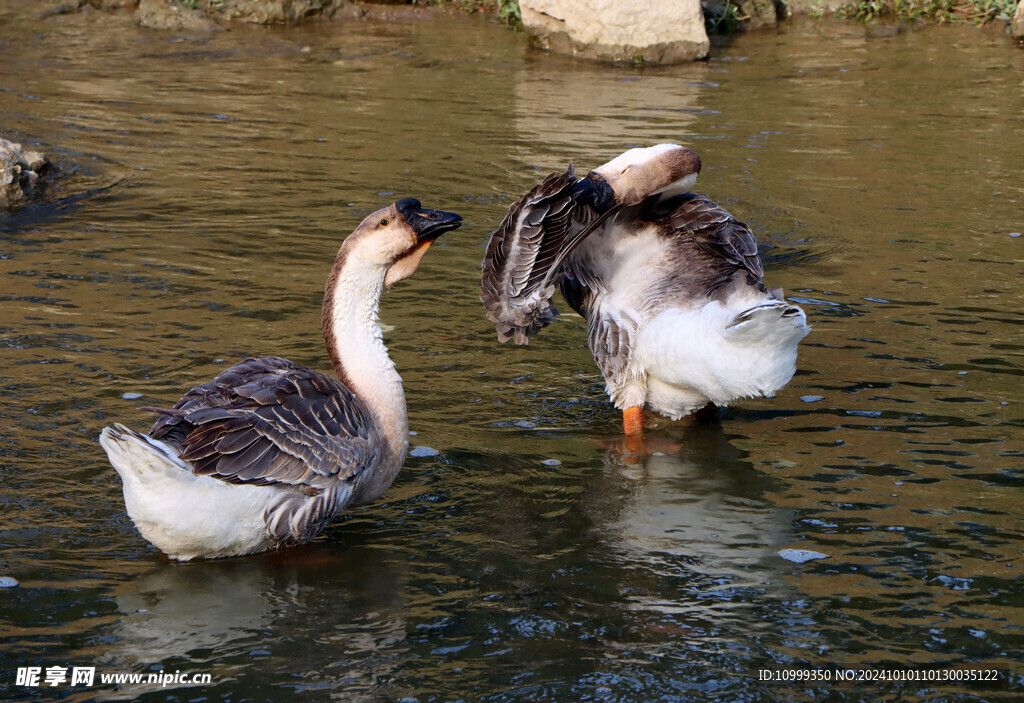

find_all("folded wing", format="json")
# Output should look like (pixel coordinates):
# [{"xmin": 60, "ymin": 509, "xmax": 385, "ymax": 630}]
[
  {"xmin": 666, "ymin": 192, "xmax": 764, "ymax": 293},
  {"xmin": 143, "ymin": 356, "xmax": 377, "ymax": 491}
]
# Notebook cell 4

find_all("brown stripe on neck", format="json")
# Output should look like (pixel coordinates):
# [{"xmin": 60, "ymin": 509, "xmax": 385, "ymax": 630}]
[{"xmin": 321, "ymin": 245, "xmax": 354, "ymax": 389}]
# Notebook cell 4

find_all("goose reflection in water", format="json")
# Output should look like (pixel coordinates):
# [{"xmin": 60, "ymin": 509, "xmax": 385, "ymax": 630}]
[
  {"xmin": 595, "ymin": 423, "xmax": 794, "ymax": 616},
  {"xmin": 95, "ymin": 544, "xmax": 408, "ymax": 699}
]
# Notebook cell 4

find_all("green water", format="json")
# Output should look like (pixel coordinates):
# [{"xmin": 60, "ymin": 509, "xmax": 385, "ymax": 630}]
[{"xmin": 1, "ymin": 4, "xmax": 1022, "ymax": 701}]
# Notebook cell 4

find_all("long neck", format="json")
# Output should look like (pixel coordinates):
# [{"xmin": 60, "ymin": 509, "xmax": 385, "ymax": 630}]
[{"xmin": 322, "ymin": 246, "xmax": 408, "ymax": 498}]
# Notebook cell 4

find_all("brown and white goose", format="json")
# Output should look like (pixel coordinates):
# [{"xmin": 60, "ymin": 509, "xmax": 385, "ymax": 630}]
[
  {"xmin": 100, "ymin": 199, "xmax": 462, "ymax": 560},
  {"xmin": 481, "ymin": 144, "xmax": 809, "ymax": 436}
]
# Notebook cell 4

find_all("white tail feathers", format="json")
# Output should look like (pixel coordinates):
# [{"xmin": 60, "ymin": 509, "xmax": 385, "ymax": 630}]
[
  {"xmin": 100, "ymin": 423, "xmax": 187, "ymax": 477},
  {"xmin": 99, "ymin": 424, "xmax": 275, "ymax": 561},
  {"xmin": 724, "ymin": 301, "xmax": 808, "ymax": 344},
  {"xmin": 635, "ymin": 298, "xmax": 810, "ymax": 418}
]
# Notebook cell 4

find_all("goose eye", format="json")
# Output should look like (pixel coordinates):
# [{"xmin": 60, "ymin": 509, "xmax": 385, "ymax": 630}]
[{"xmin": 379, "ymin": 218, "xmax": 389, "ymax": 227}]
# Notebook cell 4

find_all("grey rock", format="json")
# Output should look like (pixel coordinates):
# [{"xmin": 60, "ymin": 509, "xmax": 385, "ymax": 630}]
[
  {"xmin": 215, "ymin": 0, "xmax": 356, "ymax": 24},
  {"xmin": 89, "ymin": 0, "xmax": 140, "ymax": 10},
  {"xmin": 781, "ymin": 0, "xmax": 847, "ymax": 13},
  {"xmin": 1013, "ymin": 0, "xmax": 1024, "ymax": 40},
  {"xmin": 0, "ymin": 138, "xmax": 55, "ymax": 211},
  {"xmin": 134, "ymin": 0, "xmax": 222, "ymax": 31},
  {"xmin": 520, "ymin": 0, "xmax": 709, "ymax": 64},
  {"xmin": 704, "ymin": 0, "xmax": 779, "ymax": 29},
  {"xmin": 737, "ymin": 0, "xmax": 779, "ymax": 28},
  {"xmin": 38, "ymin": 0, "xmax": 88, "ymax": 18}
]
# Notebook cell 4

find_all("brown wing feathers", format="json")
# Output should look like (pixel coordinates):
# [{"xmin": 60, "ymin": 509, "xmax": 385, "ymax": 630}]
[
  {"xmin": 143, "ymin": 356, "xmax": 375, "ymax": 490},
  {"xmin": 483, "ymin": 154, "xmax": 772, "ymax": 347},
  {"xmin": 481, "ymin": 168, "xmax": 581, "ymax": 344},
  {"xmin": 668, "ymin": 193, "xmax": 764, "ymax": 288}
]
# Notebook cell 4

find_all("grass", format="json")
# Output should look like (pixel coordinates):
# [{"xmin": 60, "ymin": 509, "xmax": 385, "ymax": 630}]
[
  {"xmin": 838, "ymin": 0, "xmax": 1018, "ymax": 28},
  {"xmin": 704, "ymin": 0, "xmax": 744, "ymax": 33},
  {"xmin": 496, "ymin": 0, "xmax": 521, "ymax": 26}
]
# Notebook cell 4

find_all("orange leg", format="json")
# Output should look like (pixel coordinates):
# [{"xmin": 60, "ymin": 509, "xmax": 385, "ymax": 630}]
[
  {"xmin": 623, "ymin": 406, "xmax": 644, "ymax": 436},
  {"xmin": 600, "ymin": 407, "xmax": 683, "ymax": 457}
]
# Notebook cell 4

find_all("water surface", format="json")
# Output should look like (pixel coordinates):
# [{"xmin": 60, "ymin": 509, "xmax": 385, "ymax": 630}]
[{"xmin": 1, "ymin": 5, "xmax": 1022, "ymax": 701}]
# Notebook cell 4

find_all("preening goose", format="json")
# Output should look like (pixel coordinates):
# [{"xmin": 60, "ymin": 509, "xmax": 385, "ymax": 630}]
[
  {"xmin": 100, "ymin": 199, "xmax": 462, "ymax": 560},
  {"xmin": 481, "ymin": 144, "xmax": 809, "ymax": 436}
]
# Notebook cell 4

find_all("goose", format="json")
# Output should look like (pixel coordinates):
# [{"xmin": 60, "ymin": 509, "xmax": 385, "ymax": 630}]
[
  {"xmin": 481, "ymin": 144, "xmax": 809, "ymax": 437},
  {"xmin": 100, "ymin": 198, "xmax": 462, "ymax": 560}
]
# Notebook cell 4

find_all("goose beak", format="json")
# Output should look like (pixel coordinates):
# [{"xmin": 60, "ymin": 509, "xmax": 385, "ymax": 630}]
[
  {"xmin": 383, "ymin": 203, "xmax": 462, "ymax": 290},
  {"xmin": 572, "ymin": 172, "xmax": 617, "ymax": 211},
  {"xmin": 409, "ymin": 207, "xmax": 463, "ymax": 243}
]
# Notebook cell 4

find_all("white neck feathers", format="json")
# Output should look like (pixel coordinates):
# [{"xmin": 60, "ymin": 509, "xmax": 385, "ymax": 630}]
[
  {"xmin": 654, "ymin": 171, "xmax": 698, "ymax": 198},
  {"xmin": 322, "ymin": 250, "xmax": 409, "ymax": 476}
]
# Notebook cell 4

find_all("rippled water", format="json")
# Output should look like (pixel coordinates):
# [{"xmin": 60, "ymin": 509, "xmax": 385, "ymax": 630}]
[{"xmin": 1, "ymin": 3, "xmax": 1022, "ymax": 701}]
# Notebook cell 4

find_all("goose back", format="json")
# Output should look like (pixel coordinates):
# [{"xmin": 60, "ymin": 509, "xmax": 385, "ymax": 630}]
[
  {"xmin": 629, "ymin": 192, "xmax": 768, "ymax": 311},
  {"xmin": 145, "ymin": 355, "xmax": 378, "ymax": 491},
  {"xmin": 481, "ymin": 170, "xmax": 772, "ymax": 345}
]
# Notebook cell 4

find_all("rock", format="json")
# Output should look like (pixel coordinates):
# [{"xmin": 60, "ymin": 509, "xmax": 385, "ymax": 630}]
[
  {"xmin": 40, "ymin": 0, "xmax": 135, "ymax": 19},
  {"xmin": 38, "ymin": 0, "xmax": 88, "ymax": 18},
  {"xmin": 737, "ymin": 0, "xmax": 779, "ymax": 28},
  {"xmin": 0, "ymin": 138, "xmax": 55, "ymax": 211},
  {"xmin": 520, "ymin": 0, "xmax": 710, "ymax": 64},
  {"xmin": 89, "ymin": 0, "xmax": 140, "ymax": 10},
  {"xmin": 135, "ymin": 0, "xmax": 221, "ymax": 30},
  {"xmin": 1013, "ymin": 0, "xmax": 1024, "ymax": 40},
  {"xmin": 215, "ymin": 0, "xmax": 355, "ymax": 24},
  {"xmin": 703, "ymin": 0, "xmax": 779, "ymax": 29},
  {"xmin": 782, "ymin": 0, "xmax": 847, "ymax": 14}
]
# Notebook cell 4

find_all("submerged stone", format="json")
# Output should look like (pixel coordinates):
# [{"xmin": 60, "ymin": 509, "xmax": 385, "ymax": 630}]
[
  {"xmin": 778, "ymin": 549, "xmax": 830, "ymax": 563},
  {"xmin": 0, "ymin": 138, "xmax": 56, "ymax": 211}
]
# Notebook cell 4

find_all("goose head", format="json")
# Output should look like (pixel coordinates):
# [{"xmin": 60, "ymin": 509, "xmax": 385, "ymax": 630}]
[
  {"xmin": 585, "ymin": 144, "xmax": 702, "ymax": 207},
  {"xmin": 343, "ymin": 198, "xmax": 463, "ymax": 289}
]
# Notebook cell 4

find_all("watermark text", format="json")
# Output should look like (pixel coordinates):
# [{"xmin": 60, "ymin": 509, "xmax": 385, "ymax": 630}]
[{"xmin": 16, "ymin": 666, "xmax": 212, "ymax": 689}]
